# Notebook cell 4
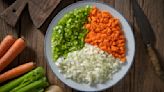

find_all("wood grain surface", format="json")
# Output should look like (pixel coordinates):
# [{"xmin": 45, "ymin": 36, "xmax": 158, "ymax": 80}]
[
  {"xmin": 1, "ymin": 0, "xmax": 60, "ymax": 28},
  {"xmin": 0, "ymin": 0, "xmax": 164, "ymax": 92}
]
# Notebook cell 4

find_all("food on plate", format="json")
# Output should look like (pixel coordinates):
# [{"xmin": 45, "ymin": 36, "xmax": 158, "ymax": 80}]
[
  {"xmin": 51, "ymin": 5, "xmax": 91, "ymax": 60},
  {"xmin": 85, "ymin": 6, "xmax": 126, "ymax": 62},
  {"xmin": 51, "ymin": 5, "xmax": 127, "ymax": 85},
  {"xmin": 0, "ymin": 35, "xmax": 16, "ymax": 58},
  {"xmin": 45, "ymin": 85, "xmax": 63, "ymax": 92},
  {"xmin": 0, "ymin": 67, "xmax": 48, "ymax": 92},
  {"xmin": 56, "ymin": 44, "xmax": 121, "ymax": 85},
  {"xmin": 0, "ymin": 62, "xmax": 35, "ymax": 83},
  {"xmin": 0, "ymin": 37, "xmax": 26, "ymax": 72}
]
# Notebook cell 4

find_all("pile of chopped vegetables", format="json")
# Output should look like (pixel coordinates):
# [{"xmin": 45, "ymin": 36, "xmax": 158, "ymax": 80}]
[
  {"xmin": 51, "ymin": 5, "xmax": 127, "ymax": 85},
  {"xmin": 56, "ymin": 44, "xmax": 121, "ymax": 85},
  {"xmin": 85, "ymin": 6, "xmax": 126, "ymax": 62},
  {"xmin": 51, "ymin": 5, "xmax": 91, "ymax": 60}
]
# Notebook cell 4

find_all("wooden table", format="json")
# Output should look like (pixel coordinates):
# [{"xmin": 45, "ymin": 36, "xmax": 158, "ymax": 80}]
[{"xmin": 0, "ymin": 0, "xmax": 164, "ymax": 92}]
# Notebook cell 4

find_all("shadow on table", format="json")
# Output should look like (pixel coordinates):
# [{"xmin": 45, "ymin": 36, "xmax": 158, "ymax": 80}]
[
  {"xmin": 19, "ymin": 46, "xmax": 37, "ymax": 65},
  {"xmin": 156, "ymin": 50, "xmax": 164, "ymax": 71}
]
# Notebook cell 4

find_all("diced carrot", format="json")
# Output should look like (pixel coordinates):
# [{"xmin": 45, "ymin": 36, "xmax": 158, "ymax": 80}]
[
  {"xmin": 84, "ymin": 6, "xmax": 126, "ymax": 62},
  {"xmin": 120, "ymin": 47, "xmax": 125, "ymax": 50},
  {"xmin": 120, "ymin": 57, "xmax": 126, "ymax": 62},
  {"xmin": 111, "ymin": 46, "xmax": 118, "ymax": 51},
  {"xmin": 85, "ymin": 39, "xmax": 92, "ymax": 43},
  {"xmin": 85, "ymin": 24, "xmax": 91, "ymax": 29},
  {"xmin": 91, "ymin": 9, "xmax": 97, "ymax": 15}
]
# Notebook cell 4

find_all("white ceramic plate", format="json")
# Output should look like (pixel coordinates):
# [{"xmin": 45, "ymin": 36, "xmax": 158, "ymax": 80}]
[{"xmin": 45, "ymin": 1, "xmax": 135, "ymax": 91}]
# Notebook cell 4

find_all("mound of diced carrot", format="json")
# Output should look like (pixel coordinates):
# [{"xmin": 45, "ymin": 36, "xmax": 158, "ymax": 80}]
[{"xmin": 85, "ymin": 6, "xmax": 126, "ymax": 62}]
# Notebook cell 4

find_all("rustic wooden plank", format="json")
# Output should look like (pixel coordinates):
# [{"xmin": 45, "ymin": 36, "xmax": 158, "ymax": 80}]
[
  {"xmin": 0, "ymin": 0, "xmax": 27, "ymax": 28},
  {"xmin": 134, "ymin": 0, "xmax": 164, "ymax": 92},
  {"xmin": 19, "ymin": 7, "xmax": 46, "ymax": 76},
  {"xmin": 1, "ymin": 0, "xmax": 61, "ymax": 29},
  {"xmin": 131, "ymin": 17, "xmax": 148, "ymax": 92},
  {"xmin": 0, "ymin": 0, "xmax": 20, "ymax": 73},
  {"xmin": 28, "ymin": 0, "xmax": 61, "ymax": 28},
  {"xmin": 20, "ymin": 0, "xmax": 75, "ymax": 92}
]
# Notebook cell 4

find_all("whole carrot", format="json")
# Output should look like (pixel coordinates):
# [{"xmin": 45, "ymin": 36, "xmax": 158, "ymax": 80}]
[
  {"xmin": 0, "ymin": 35, "xmax": 16, "ymax": 58},
  {"xmin": 0, "ymin": 38, "xmax": 26, "ymax": 72},
  {"xmin": 0, "ymin": 62, "xmax": 35, "ymax": 83}
]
